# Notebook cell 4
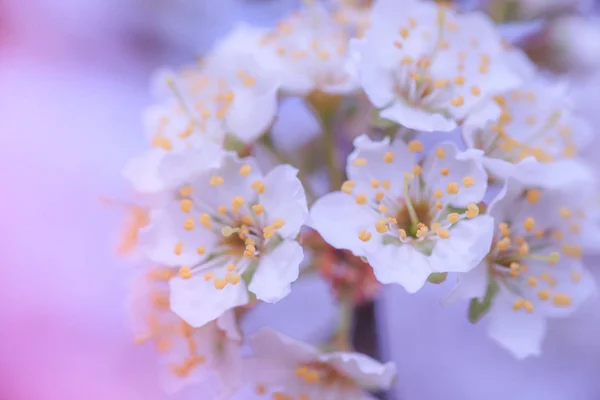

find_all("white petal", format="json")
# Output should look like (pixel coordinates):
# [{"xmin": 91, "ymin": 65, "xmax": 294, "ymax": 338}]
[
  {"xmin": 319, "ymin": 352, "xmax": 396, "ymax": 391},
  {"xmin": 227, "ymin": 82, "xmax": 278, "ymax": 143},
  {"xmin": 444, "ymin": 263, "xmax": 489, "ymax": 306},
  {"xmin": 487, "ymin": 292, "xmax": 547, "ymax": 359},
  {"xmin": 170, "ymin": 275, "xmax": 249, "ymax": 328},
  {"xmin": 380, "ymin": 102, "xmax": 457, "ymax": 132},
  {"xmin": 259, "ymin": 165, "xmax": 308, "ymax": 239},
  {"xmin": 122, "ymin": 150, "xmax": 166, "ymax": 193},
  {"xmin": 510, "ymin": 158, "xmax": 595, "ymax": 189},
  {"xmin": 158, "ymin": 141, "xmax": 224, "ymax": 190},
  {"xmin": 308, "ymin": 191, "xmax": 378, "ymax": 257},
  {"xmin": 366, "ymin": 244, "xmax": 431, "ymax": 293},
  {"xmin": 216, "ymin": 310, "xmax": 242, "ymax": 342},
  {"xmin": 249, "ymin": 240, "xmax": 303, "ymax": 303},
  {"xmin": 249, "ymin": 327, "xmax": 320, "ymax": 365},
  {"xmin": 429, "ymin": 215, "xmax": 494, "ymax": 273}
]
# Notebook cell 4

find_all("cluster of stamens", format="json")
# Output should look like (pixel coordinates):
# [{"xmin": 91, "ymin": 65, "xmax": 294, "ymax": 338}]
[
  {"xmin": 479, "ymin": 91, "xmax": 578, "ymax": 163},
  {"xmin": 174, "ymin": 164, "xmax": 286, "ymax": 289},
  {"xmin": 133, "ymin": 268, "xmax": 208, "ymax": 378},
  {"xmin": 345, "ymin": 142, "xmax": 480, "ymax": 247},
  {"xmin": 489, "ymin": 189, "xmax": 587, "ymax": 313},
  {"xmin": 390, "ymin": 8, "xmax": 489, "ymax": 112}
]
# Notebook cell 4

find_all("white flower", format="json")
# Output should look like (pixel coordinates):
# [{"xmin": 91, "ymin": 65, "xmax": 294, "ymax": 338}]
[
  {"xmin": 129, "ymin": 266, "xmax": 243, "ymax": 397},
  {"xmin": 309, "ymin": 134, "xmax": 494, "ymax": 293},
  {"xmin": 450, "ymin": 177, "xmax": 599, "ymax": 359},
  {"xmin": 139, "ymin": 152, "xmax": 308, "ymax": 328},
  {"xmin": 354, "ymin": 0, "xmax": 520, "ymax": 132},
  {"xmin": 244, "ymin": 328, "xmax": 396, "ymax": 400},
  {"xmin": 258, "ymin": 2, "xmax": 359, "ymax": 95},
  {"xmin": 462, "ymin": 73, "xmax": 594, "ymax": 185}
]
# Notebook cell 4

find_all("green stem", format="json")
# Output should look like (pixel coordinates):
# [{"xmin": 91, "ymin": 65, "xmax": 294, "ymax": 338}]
[
  {"xmin": 331, "ymin": 291, "xmax": 354, "ymax": 351},
  {"xmin": 322, "ymin": 121, "xmax": 342, "ymax": 191}
]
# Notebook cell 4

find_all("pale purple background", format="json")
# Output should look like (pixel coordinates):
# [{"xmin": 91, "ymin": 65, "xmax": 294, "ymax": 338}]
[{"xmin": 1, "ymin": 1, "xmax": 599, "ymax": 399}]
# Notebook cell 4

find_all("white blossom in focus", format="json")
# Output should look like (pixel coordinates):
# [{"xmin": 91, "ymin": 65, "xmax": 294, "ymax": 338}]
[
  {"xmin": 309, "ymin": 135, "xmax": 494, "ymax": 293},
  {"xmin": 129, "ymin": 266, "xmax": 243, "ymax": 397},
  {"xmin": 450, "ymin": 176, "xmax": 600, "ymax": 358},
  {"xmin": 245, "ymin": 328, "xmax": 396, "ymax": 400},
  {"xmin": 258, "ymin": 2, "xmax": 359, "ymax": 95},
  {"xmin": 354, "ymin": 0, "xmax": 521, "ymax": 132},
  {"xmin": 139, "ymin": 152, "xmax": 308, "ymax": 328}
]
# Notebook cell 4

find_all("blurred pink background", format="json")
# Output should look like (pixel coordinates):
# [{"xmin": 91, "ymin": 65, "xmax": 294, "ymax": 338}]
[{"xmin": 1, "ymin": 1, "xmax": 600, "ymax": 399}]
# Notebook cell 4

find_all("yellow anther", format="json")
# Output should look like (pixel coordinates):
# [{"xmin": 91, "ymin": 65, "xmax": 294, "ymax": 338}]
[
  {"xmin": 376, "ymin": 219, "xmax": 389, "ymax": 233},
  {"xmin": 394, "ymin": 41, "xmax": 403, "ymax": 48},
  {"xmin": 355, "ymin": 193, "xmax": 368, "ymax": 205},
  {"xmin": 434, "ymin": 79, "xmax": 450, "ymax": 88},
  {"xmin": 512, "ymin": 298, "xmax": 525, "ymax": 311},
  {"xmin": 179, "ymin": 266, "xmax": 192, "ymax": 279},
  {"xmin": 378, "ymin": 204, "xmax": 388, "ymax": 213},
  {"xmin": 398, "ymin": 229, "xmax": 407, "ymax": 240},
  {"xmin": 263, "ymin": 225, "xmax": 275, "ymax": 239},
  {"xmin": 353, "ymin": 157, "xmax": 368, "ymax": 166},
  {"xmin": 454, "ymin": 76, "xmax": 465, "ymax": 85},
  {"xmin": 435, "ymin": 147, "xmax": 446, "ymax": 158},
  {"xmin": 523, "ymin": 217, "xmax": 535, "ymax": 232},
  {"xmin": 401, "ymin": 56, "xmax": 414, "ymax": 65},
  {"xmin": 273, "ymin": 218, "xmax": 285, "ymax": 229},
  {"xmin": 527, "ymin": 276, "xmax": 538, "ymax": 287},
  {"xmin": 232, "ymin": 196, "xmax": 245, "ymax": 212},
  {"xmin": 174, "ymin": 241, "xmax": 183, "ymax": 256},
  {"xmin": 382, "ymin": 180, "xmax": 391, "ymax": 190},
  {"xmin": 399, "ymin": 27, "xmax": 409, "ymax": 38},
  {"xmin": 228, "ymin": 273, "xmax": 241, "ymax": 285},
  {"xmin": 341, "ymin": 180, "xmax": 356, "ymax": 194},
  {"xmin": 438, "ymin": 229, "xmax": 450, "ymax": 239},
  {"xmin": 240, "ymin": 164, "xmax": 252, "ymax": 176},
  {"xmin": 217, "ymin": 205, "xmax": 227, "ymax": 216},
  {"xmin": 179, "ymin": 185, "xmax": 193, "ymax": 197},
  {"xmin": 416, "ymin": 225, "xmax": 429, "ymax": 238},
  {"xmin": 553, "ymin": 293, "xmax": 572, "ymax": 307},
  {"xmin": 383, "ymin": 152, "xmax": 395, "ymax": 163},
  {"xmin": 440, "ymin": 168, "xmax": 450, "ymax": 176},
  {"xmin": 180, "ymin": 199, "xmax": 193, "ymax": 213},
  {"xmin": 197, "ymin": 245, "xmax": 206, "ymax": 255},
  {"xmin": 523, "ymin": 300, "xmax": 534, "ymax": 313},
  {"xmin": 446, "ymin": 182, "xmax": 459, "ymax": 195},
  {"xmin": 200, "ymin": 213, "xmax": 211, "ymax": 229},
  {"xmin": 244, "ymin": 245, "xmax": 256, "ymax": 257},
  {"xmin": 559, "ymin": 207, "xmax": 571, "ymax": 218},
  {"xmin": 214, "ymin": 277, "xmax": 227, "ymax": 290},
  {"xmin": 447, "ymin": 213, "xmax": 460, "ymax": 224},
  {"xmin": 537, "ymin": 289, "xmax": 550, "ymax": 301},
  {"xmin": 152, "ymin": 136, "xmax": 173, "ymax": 151},
  {"xmin": 252, "ymin": 180, "xmax": 266, "ymax": 194},
  {"xmin": 465, "ymin": 203, "xmax": 479, "ymax": 218},
  {"xmin": 183, "ymin": 218, "xmax": 195, "ymax": 231},
  {"xmin": 358, "ymin": 229, "xmax": 372, "ymax": 242},
  {"xmin": 255, "ymin": 384, "xmax": 267, "ymax": 395},
  {"xmin": 375, "ymin": 191, "xmax": 385, "ymax": 202},
  {"xmin": 370, "ymin": 179, "xmax": 380, "ymax": 188},
  {"xmin": 509, "ymin": 262, "xmax": 520, "ymax": 276},
  {"xmin": 241, "ymin": 215, "xmax": 254, "ymax": 225},
  {"xmin": 408, "ymin": 140, "xmax": 423, "ymax": 152},
  {"xmin": 471, "ymin": 86, "xmax": 481, "ymax": 96},
  {"xmin": 204, "ymin": 271, "xmax": 214, "ymax": 281},
  {"xmin": 433, "ymin": 189, "xmax": 443, "ymax": 199},
  {"xmin": 519, "ymin": 242, "xmax": 530, "ymax": 255},
  {"xmin": 571, "ymin": 271, "xmax": 581, "ymax": 283},
  {"xmin": 435, "ymin": 201, "xmax": 444, "ymax": 210},
  {"xmin": 499, "ymin": 222, "xmax": 510, "ymax": 237},
  {"xmin": 526, "ymin": 190, "xmax": 541, "ymax": 205},
  {"xmin": 226, "ymin": 264, "xmax": 236, "ymax": 272},
  {"xmin": 252, "ymin": 204, "xmax": 264, "ymax": 215},
  {"xmin": 209, "ymin": 176, "xmax": 224, "ymax": 186},
  {"xmin": 451, "ymin": 96, "xmax": 464, "ymax": 107},
  {"xmin": 548, "ymin": 252, "xmax": 560, "ymax": 264},
  {"xmin": 496, "ymin": 237, "xmax": 511, "ymax": 251},
  {"xmin": 462, "ymin": 176, "xmax": 475, "ymax": 188},
  {"xmin": 413, "ymin": 165, "xmax": 422, "ymax": 175}
]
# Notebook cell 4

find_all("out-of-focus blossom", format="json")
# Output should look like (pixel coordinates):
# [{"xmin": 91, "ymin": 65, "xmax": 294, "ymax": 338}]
[
  {"xmin": 310, "ymin": 135, "xmax": 493, "ymax": 293},
  {"xmin": 244, "ymin": 328, "xmax": 396, "ymax": 400},
  {"xmin": 257, "ymin": 2, "xmax": 359, "ymax": 96},
  {"xmin": 129, "ymin": 266, "xmax": 243, "ymax": 397},
  {"xmin": 139, "ymin": 152, "xmax": 308, "ymax": 328},
  {"xmin": 450, "ymin": 176, "xmax": 599, "ymax": 358},
  {"xmin": 354, "ymin": 0, "xmax": 520, "ymax": 131}
]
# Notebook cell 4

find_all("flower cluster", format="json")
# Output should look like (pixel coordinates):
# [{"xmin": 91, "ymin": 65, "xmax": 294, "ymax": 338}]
[{"xmin": 119, "ymin": 0, "xmax": 599, "ymax": 397}]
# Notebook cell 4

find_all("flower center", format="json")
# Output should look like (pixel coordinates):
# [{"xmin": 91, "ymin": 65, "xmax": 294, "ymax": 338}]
[{"xmin": 395, "ymin": 199, "xmax": 432, "ymax": 238}]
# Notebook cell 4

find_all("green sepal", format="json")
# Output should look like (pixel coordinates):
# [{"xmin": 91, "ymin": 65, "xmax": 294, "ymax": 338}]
[
  {"xmin": 468, "ymin": 279, "xmax": 499, "ymax": 323},
  {"xmin": 427, "ymin": 272, "xmax": 448, "ymax": 284}
]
